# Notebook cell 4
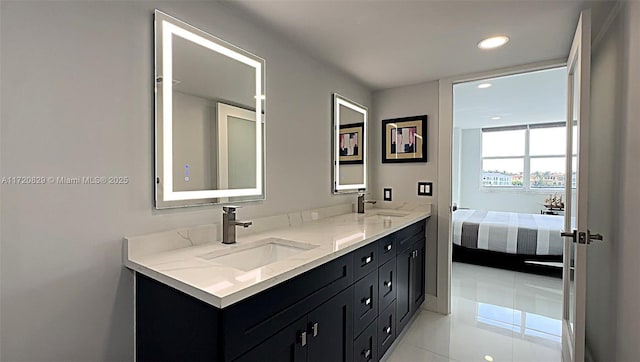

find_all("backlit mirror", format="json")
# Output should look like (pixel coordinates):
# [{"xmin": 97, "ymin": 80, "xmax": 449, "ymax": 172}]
[
  {"xmin": 333, "ymin": 94, "xmax": 367, "ymax": 193},
  {"xmin": 154, "ymin": 10, "xmax": 265, "ymax": 208}
]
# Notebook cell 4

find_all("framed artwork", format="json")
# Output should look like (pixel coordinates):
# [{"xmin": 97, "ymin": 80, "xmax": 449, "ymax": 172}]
[
  {"xmin": 339, "ymin": 122, "xmax": 364, "ymax": 164},
  {"xmin": 382, "ymin": 115, "xmax": 427, "ymax": 163}
]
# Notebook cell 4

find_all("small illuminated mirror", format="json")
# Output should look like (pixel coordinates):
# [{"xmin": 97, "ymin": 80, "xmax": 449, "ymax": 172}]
[
  {"xmin": 154, "ymin": 10, "xmax": 265, "ymax": 208},
  {"xmin": 333, "ymin": 94, "xmax": 367, "ymax": 194}
]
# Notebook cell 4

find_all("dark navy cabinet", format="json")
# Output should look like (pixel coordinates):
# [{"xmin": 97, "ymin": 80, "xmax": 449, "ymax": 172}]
[{"xmin": 136, "ymin": 219, "xmax": 427, "ymax": 362}]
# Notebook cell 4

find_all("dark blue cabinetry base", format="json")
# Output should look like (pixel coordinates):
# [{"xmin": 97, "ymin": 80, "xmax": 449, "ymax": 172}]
[{"xmin": 136, "ymin": 219, "xmax": 426, "ymax": 362}]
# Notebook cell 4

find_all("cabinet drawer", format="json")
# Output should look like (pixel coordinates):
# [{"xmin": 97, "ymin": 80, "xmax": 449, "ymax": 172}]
[
  {"xmin": 396, "ymin": 221, "xmax": 426, "ymax": 253},
  {"xmin": 377, "ymin": 234, "xmax": 395, "ymax": 266},
  {"xmin": 353, "ymin": 320, "xmax": 377, "ymax": 362},
  {"xmin": 353, "ymin": 242, "xmax": 378, "ymax": 281},
  {"xmin": 378, "ymin": 301, "xmax": 396, "ymax": 359},
  {"xmin": 353, "ymin": 271, "xmax": 378, "ymax": 337},
  {"xmin": 224, "ymin": 253, "xmax": 353, "ymax": 361},
  {"xmin": 378, "ymin": 259, "xmax": 396, "ymax": 314}
]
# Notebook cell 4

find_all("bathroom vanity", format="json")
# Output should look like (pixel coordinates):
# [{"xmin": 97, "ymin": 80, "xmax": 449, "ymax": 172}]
[{"xmin": 125, "ymin": 207, "xmax": 429, "ymax": 362}]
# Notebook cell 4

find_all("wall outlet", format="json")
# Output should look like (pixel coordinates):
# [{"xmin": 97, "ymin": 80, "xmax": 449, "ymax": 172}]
[
  {"xmin": 418, "ymin": 182, "xmax": 433, "ymax": 196},
  {"xmin": 383, "ymin": 188, "xmax": 392, "ymax": 201}
]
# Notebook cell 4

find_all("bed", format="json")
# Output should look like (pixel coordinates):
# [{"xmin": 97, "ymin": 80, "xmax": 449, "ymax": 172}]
[{"xmin": 452, "ymin": 209, "xmax": 564, "ymax": 256}]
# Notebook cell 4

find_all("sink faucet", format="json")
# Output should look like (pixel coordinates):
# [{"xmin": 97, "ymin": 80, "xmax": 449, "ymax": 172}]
[
  {"xmin": 222, "ymin": 206, "xmax": 253, "ymax": 244},
  {"xmin": 357, "ymin": 193, "xmax": 377, "ymax": 214}
]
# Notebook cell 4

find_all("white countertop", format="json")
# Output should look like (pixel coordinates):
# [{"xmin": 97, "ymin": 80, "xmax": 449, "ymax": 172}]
[{"xmin": 124, "ymin": 206, "xmax": 430, "ymax": 308}]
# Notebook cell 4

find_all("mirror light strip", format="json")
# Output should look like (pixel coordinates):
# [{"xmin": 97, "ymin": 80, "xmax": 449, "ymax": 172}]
[{"xmin": 161, "ymin": 20, "xmax": 263, "ymax": 201}]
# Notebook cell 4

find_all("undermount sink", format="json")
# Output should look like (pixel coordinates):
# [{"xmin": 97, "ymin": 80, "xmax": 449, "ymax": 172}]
[
  {"xmin": 367, "ymin": 211, "xmax": 410, "ymax": 218},
  {"xmin": 198, "ymin": 238, "xmax": 317, "ymax": 271}
]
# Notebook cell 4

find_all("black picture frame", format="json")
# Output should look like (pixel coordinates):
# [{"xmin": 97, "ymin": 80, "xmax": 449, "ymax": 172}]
[
  {"xmin": 382, "ymin": 115, "xmax": 427, "ymax": 163},
  {"xmin": 339, "ymin": 122, "xmax": 364, "ymax": 165}
]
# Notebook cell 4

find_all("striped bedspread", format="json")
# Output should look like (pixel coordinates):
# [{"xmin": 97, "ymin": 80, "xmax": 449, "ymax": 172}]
[{"xmin": 452, "ymin": 209, "xmax": 564, "ymax": 256}]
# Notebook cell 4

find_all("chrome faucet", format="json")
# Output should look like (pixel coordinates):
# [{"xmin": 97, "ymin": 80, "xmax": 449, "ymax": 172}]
[
  {"xmin": 222, "ymin": 206, "xmax": 252, "ymax": 244},
  {"xmin": 357, "ymin": 193, "xmax": 377, "ymax": 214}
]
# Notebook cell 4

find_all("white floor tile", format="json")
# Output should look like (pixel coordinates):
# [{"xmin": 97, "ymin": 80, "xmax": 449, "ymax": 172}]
[{"xmin": 386, "ymin": 262, "xmax": 562, "ymax": 362}]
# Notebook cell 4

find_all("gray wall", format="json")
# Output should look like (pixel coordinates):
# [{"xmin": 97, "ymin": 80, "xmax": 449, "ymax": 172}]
[
  {"xmin": 0, "ymin": 1, "xmax": 370, "ymax": 360},
  {"xmin": 456, "ymin": 128, "xmax": 553, "ymax": 214},
  {"xmin": 615, "ymin": 1, "xmax": 640, "ymax": 359},
  {"xmin": 584, "ymin": 3, "xmax": 624, "ymax": 360},
  {"xmin": 371, "ymin": 81, "xmax": 439, "ymax": 296}
]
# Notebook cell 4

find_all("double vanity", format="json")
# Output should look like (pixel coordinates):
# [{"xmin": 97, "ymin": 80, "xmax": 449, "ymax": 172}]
[
  {"xmin": 126, "ymin": 9, "xmax": 432, "ymax": 361},
  {"xmin": 125, "ymin": 206, "xmax": 430, "ymax": 361}
]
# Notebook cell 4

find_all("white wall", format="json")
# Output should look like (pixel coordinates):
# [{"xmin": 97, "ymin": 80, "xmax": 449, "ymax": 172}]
[
  {"xmin": 457, "ymin": 128, "xmax": 549, "ymax": 214},
  {"xmin": 371, "ymin": 81, "xmax": 439, "ymax": 296},
  {"xmin": 614, "ymin": 1, "xmax": 640, "ymax": 359},
  {"xmin": 0, "ymin": 1, "xmax": 371, "ymax": 360}
]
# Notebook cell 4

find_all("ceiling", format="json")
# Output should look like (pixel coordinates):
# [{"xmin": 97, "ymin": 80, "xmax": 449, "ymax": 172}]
[
  {"xmin": 453, "ymin": 66, "xmax": 567, "ymax": 129},
  {"xmin": 226, "ymin": 0, "xmax": 612, "ymax": 90}
]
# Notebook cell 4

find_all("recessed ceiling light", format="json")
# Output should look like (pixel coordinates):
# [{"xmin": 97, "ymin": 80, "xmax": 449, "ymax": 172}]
[
  {"xmin": 478, "ymin": 35, "xmax": 510, "ymax": 49},
  {"xmin": 491, "ymin": 116, "xmax": 502, "ymax": 120},
  {"xmin": 484, "ymin": 356, "xmax": 494, "ymax": 362},
  {"xmin": 477, "ymin": 83, "xmax": 492, "ymax": 89}
]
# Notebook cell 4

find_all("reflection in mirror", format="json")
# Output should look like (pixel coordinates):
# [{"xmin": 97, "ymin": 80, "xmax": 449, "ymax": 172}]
[
  {"xmin": 154, "ymin": 10, "xmax": 265, "ymax": 208},
  {"xmin": 333, "ymin": 94, "xmax": 367, "ymax": 194}
]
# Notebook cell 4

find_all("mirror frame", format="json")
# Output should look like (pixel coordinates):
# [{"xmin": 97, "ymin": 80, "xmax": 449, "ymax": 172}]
[
  {"xmin": 154, "ymin": 10, "xmax": 265, "ymax": 208},
  {"xmin": 332, "ymin": 93, "xmax": 368, "ymax": 194}
]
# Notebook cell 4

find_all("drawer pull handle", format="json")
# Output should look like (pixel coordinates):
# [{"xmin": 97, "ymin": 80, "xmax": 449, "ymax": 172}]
[
  {"xmin": 384, "ymin": 326, "xmax": 392, "ymax": 335},
  {"xmin": 362, "ymin": 297, "xmax": 371, "ymax": 306},
  {"xmin": 384, "ymin": 281, "xmax": 392, "ymax": 288},
  {"xmin": 300, "ymin": 331, "xmax": 307, "ymax": 346},
  {"xmin": 362, "ymin": 349, "xmax": 371, "ymax": 359},
  {"xmin": 362, "ymin": 255, "xmax": 372, "ymax": 265},
  {"xmin": 311, "ymin": 322, "xmax": 318, "ymax": 337},
  {"xmin": 385, "ymin": 244, "xmax": 392, "ymax": 251}
]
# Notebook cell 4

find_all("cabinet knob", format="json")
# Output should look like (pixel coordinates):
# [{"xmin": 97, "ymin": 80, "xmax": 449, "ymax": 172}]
[
  {"xmin": 384, "ymin": 326, "xmax": 392, "ymax": 335},
  {"xmin": 362, "ymin": 255, "xmax": 372, "ymax": 265},
  {"xmin": 362, "ymin": 349, "xmax": 371, "ymax": 359},
  {"xmin": 362, "ymin": 297, "xmax": 372, "ymax": 306},
  {"xmin": 299, "ymin": 331, "xmax": 307, "ymax": 346},
  {"xmin": 384, "ymin": 281, "xmax": 392, "ymax": 288},
  {"xmin": 385, "ymin": 244, "xmax": 392, "ymax": 252}
]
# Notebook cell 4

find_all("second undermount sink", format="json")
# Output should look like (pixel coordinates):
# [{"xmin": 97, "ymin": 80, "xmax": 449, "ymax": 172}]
[
  {"xmin": 198, "ymin": 238, "xmax": 318, "ymax": 271},
  {"xmin": 367, "ymin": 211, "xmax": 410, "ymax": 219}
]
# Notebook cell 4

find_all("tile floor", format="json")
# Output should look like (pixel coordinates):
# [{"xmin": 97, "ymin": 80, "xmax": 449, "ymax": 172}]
[{"xmin": 385, "ymin": 262, "xmax": 563, "ymax": 362}]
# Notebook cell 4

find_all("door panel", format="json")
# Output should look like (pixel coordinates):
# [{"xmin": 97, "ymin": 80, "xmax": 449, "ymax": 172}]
[{"xmin": 562, "ymin": 9, "xmax": 592, "ymax": 362}]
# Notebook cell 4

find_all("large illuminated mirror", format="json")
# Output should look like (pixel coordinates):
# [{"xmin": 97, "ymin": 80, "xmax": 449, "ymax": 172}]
[
  {"xmin": 333, "ymin": 94, "xmax": 367, "ymax": 194},
  {"xmin": 154, "ymin": 10, "xmax": 265, "ymax": 208}
]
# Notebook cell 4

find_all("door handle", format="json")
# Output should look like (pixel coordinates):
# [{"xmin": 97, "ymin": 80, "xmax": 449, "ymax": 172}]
[
  {"xmin": 384, "ymin": 326, "xmax": 391, "ymax": 335},
  {"xmin": 299, "ymin": 331, "xmax": 307, "ymax": 346},
  {"xmin": 385, "ymin": 244, "xmax": 392, "ymax": 252},
  {"xmin": 362, "ymin": 255, "xmax": 373, "ymax": 265},
  {"xmin": 362, "ymin": 297, "xmax": 372, "ymax": 306},
  {"xmin": 587, "ymin": 230, "xmax": 603, "ymax": 243},
  {"xmin": 384, "ymin": 280, "xmax": 392, "ymax": 288},
  {"xmin": 310, "ymin": 322, "xmax": 318, "ymax": 337},
  {"xmin": 561, "ymin": 230, "xmax": 577, "ymax": 242}
]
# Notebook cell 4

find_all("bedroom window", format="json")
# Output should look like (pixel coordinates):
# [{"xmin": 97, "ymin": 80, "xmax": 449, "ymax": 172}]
[{"xmin": 482, "ymin": 123, "xmax": 577, "ymax": 190}]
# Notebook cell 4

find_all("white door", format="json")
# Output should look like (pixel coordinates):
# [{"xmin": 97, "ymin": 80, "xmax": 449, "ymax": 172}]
[{"xmin": 562, "ymin": 9, "xmax": 602, "ymax": 362}]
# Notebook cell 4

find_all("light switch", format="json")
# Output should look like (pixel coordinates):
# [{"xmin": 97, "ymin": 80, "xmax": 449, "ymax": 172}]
[
  {"xmin": 383, "ymin": 188, "xmax": 392, "ymax": 201},
  {"xmin": 418, "ymin": 182, "xmax": 433, "ymax": 196}
]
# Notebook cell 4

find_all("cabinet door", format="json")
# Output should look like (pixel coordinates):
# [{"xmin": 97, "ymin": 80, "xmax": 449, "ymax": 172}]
[
  {"xmin": 307, "ymin": 287, "xmax": 354, "ymax": 362},
  {"xmin": 378, "ymin": 259, "xmax": 396, "ymax": 314},
  {"xmin": 234, "ymin": 317, "xmax": 307, "ymax": 362},
  {"xmin": 410, "ymin": 239, "xmax": 426, "ymax": 311},
  {"xmin": 378, "ymin": 301, "xmax": 396, "ymax": 359},
  {"xmin": 395, "ymin": 248, "xmax": 412, "ymax": 333},
  {"xmin": 353, "ymin": 271, "xmax": 378, "ymax": 337},
  {"xmin": 353, "ymin": 320, "xmax": 377, "ymax": 362}
]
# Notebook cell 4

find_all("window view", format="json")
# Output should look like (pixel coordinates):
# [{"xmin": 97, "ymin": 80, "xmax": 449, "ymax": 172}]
[{"xmin": 482, "ymin": 123, "xmax": 577, "ymax": 189}]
